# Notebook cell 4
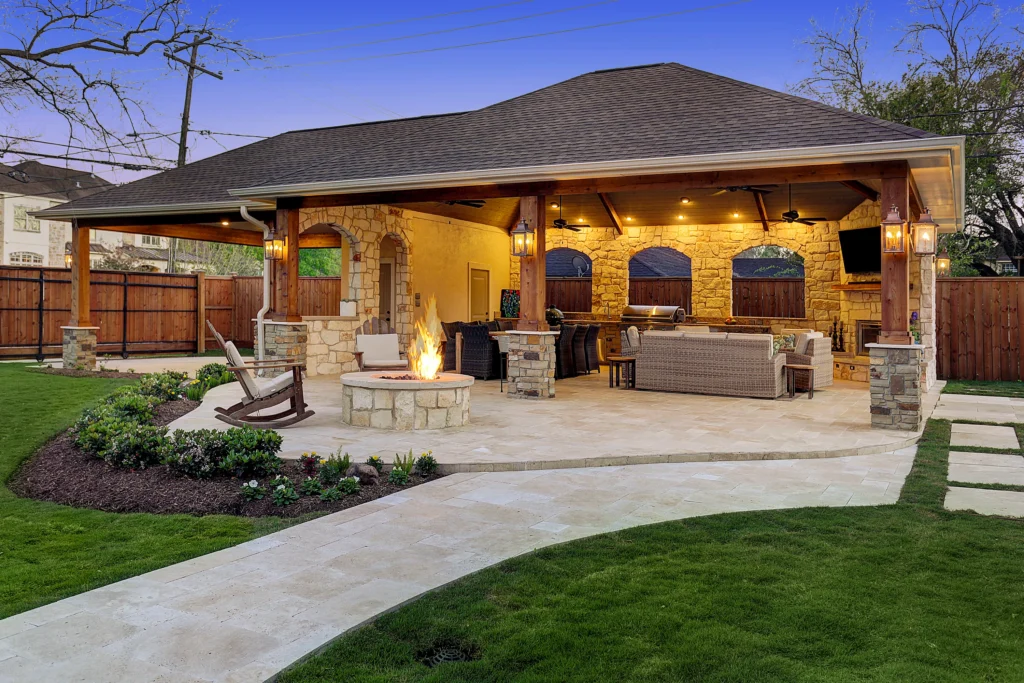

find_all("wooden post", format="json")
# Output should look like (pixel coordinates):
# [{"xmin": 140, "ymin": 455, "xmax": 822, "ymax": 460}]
[
  {"xmin": 274, "ymin": 206, "xmax": 302, "ymax": 322},
  {"xmin": 518, "ymin": 195, "xmax": 547, "ymax": 330},
  {"xmin": 195, "ymin": 270, "xmax": 206, "ymax": 354},
  {"xmin": 880, "ymin": 173, "xmax": 912, "ymax": 345},
  {"xmin": 69, "ymin": 221, "xmax": 91, "ymax": 326}
]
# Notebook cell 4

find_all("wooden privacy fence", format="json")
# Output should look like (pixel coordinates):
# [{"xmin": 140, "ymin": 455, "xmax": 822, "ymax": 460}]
[
  {"xmin": 546, "ymin": 278, "xmax": 592, "ymax": 313},
  {"xmin": 936, "ymin": 277, "xmax": 1024, "ymax": 381},
  {"xmin": 0, "ymin": 266, "xmax": 199, "ymax": 359},
  {"xmin": 732, "ymin": 278, "xmax": 806, "ymax": 319},
  {"xmin": 629, "ymin": 277, "xmax": 692, "ymax": 313},
  {"xmin": 218, "ymin": 276, "xmax": 343, "ymax": 347}
]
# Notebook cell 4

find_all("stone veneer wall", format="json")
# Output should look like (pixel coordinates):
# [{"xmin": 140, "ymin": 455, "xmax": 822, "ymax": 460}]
[
  {"xmin": 305, "ymin": 317, "xmax": 361, "ymax": 376},
  {"xmin": 61, "ymin": 326, "xmax": 97, "ymax": 370},
  {"xmin": 341, "ymin": 383, "xmax": 471, "ymax": 430},
  {"xmin": 48, "ymin": 219, "xmax": 67, "ymax": 267},
  {"xmin": 261, "ymin": 322, "xmax": 308, "ymax": 378},
  {"xmin": 506, "ymin": 331, "xmax": 557, "ymax": 399},
  {"xmin": 869, "ymin": 344, "xmax": 923, "ymax": 431}
]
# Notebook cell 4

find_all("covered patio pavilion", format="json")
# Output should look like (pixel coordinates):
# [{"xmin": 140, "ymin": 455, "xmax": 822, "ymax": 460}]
[{"xmin": 39, "ymin": 63, "xmax": 965, "ymax": 432}]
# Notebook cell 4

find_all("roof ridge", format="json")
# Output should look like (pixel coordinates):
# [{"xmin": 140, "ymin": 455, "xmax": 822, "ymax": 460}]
[
  {"xmin": 282, "ymin": 112, "xmax": 465, "ymax": 136},
  {"xmin": 663, "ymin": 63, "xmax": 934, "ymax": 140}
]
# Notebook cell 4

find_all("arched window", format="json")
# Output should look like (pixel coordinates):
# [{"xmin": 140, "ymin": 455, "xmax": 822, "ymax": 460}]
[
  {"xmin": 732, "ymin": 246, "xmax": 805, "ymax": 318},
  {"xmin": 9, "ymin": 251, "xmax": 43, "ymax": 266},
  {"xmin": 546, "ymin": 248, "xmax": 592, "ymax": 313},
  {"xmin": 628, "ymin": 247, "xmax": 692, "ymax": 313}
]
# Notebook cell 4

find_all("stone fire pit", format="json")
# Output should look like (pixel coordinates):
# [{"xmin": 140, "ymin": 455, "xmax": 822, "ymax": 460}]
[{"xmin": 340, "ymin": 372, "xmax": 474, "ymax": 430}]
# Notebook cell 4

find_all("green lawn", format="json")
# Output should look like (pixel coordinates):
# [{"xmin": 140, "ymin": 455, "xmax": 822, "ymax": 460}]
[
  {"xmin": 0, "ymin": 363, "xmax": 290, "ymax": 619},
  {"xmin": 282, "ymin": 420, "xmax": 1024, "ymax": 683},
  {"xmin": 943, "ymin": 379, "xmax": 1024, "ymax": 398}
]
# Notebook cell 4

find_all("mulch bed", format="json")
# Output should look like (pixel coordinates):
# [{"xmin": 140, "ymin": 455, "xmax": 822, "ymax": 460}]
[
  {"xmin": 29, "ymin": 367, "xmax": 147, "ymax": 379},
  {"xmin": 10, "ymin": 398, "xmax": 443, "ymax": 518}
]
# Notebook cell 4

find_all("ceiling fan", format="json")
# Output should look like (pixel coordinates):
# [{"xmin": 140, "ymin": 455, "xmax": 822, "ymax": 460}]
[
  {"xmin": 710, "ymin": 185, "xmax": 777, "ymax": 197},
  {"xmin": 552, "ymin": 196, "xmax": 590, "ymax": 231},
  {"xmin": 774, "ymin": 185, "xmax": 827, "ymax": 226},
  {"xmin": 440, "ymin": 199, "xmax": 486, "ymax": 208}
]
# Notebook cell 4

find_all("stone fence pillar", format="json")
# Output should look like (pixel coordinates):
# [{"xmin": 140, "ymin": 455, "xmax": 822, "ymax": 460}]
[
  {"xmin": 255, "ymin": 321, "xmax": 308, "ymax": 378},
  {"xmin": 868, "ymin": 343, "xmax": 923, "ymax": 431},
  {"xmin": 507, "ymin": 330, "xmax": 557, "ymax": 399},
  {"xmin": 61, "ymin": 326, "xmax": 99, "ymax": 371}
]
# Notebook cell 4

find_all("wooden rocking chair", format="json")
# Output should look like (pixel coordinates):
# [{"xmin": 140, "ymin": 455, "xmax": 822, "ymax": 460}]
[{"xmin": 205, "ymin": 321, "xmax": 315, "ymax": 429}]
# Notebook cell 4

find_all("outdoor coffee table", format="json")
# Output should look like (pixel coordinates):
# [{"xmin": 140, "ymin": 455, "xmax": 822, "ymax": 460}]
[
  {"xmin": 606, "ymin": 355, "xmax": 636, "ymax": 389},
  {"xmin": 785, "ymin": 363, "xmax": 816, "ymax": 399}
]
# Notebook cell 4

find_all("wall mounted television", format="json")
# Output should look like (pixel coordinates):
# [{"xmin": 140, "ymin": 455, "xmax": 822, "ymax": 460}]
[{"xmin": 839, "ymin": 226, "xmax": 882, "ymax": 274}]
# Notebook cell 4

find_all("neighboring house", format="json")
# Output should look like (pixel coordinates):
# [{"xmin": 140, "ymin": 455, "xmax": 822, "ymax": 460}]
[{"xmin": 0, "ymin": 160, "xmax": 189, "ymax": 271}]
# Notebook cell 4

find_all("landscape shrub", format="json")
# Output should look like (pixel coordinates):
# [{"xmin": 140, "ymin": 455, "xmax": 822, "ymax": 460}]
[
  {"xmin": 415, "ymin": 452, "xmax": 438, "ymax": 476},
  {"xmin": 300, "ymin": 477, "xmax": 323, "ymax": 496},
  {"xmin": 104, "ymin": 392, "xmax": 161, "ymax": 422},
  {"xmin": 241, "ymin": 480, "xmax": 266, "ymax": 501},
  {"xmin": 76, "ymin": 415, "xmax": 133, "ymax": 456},
  {"xmin": 196, "ymin": 363, "xmax": 230, "ymax": 385},
  {"xmin": 224, "ymin": 426, "xmax": 282, "ymax": 459},
  {"xmin": 388, "ymin": 467, "xmax": 409, "ymax": 486},
  {"xmin": 393, "ymin": 450, "xmax": 415, "ymax": 476},
  {"xmin": 136, "ymin": 371, "xmax": 188, "ymax": 401},
  {"xmin": 100, "ymin": 424, "xmax": 169, "ymax": 469},
  {"xmin": 299, "ymin": 452, "xmax": 321, "ymax": 478},
  {"xmin": 272, "ymin": 482, "xmax": 299, "ymax": 506},
  {"xmin": 366, "ymin": 455, "xmax": 384, "ymax": 473},
  {"xmin": 164, "ymin": 429, "xmax": 231, "ymax": 478},
  {"xmin": 222, "ymin": 450, "xmax": 281, "ymax": 479},
  {"xmin": 319, "ymin": 452, "xmax": 351, "ymax": 487},
  {"xmin": 338, "ymin": 476, "xmax": 361, "ymax": 495}
]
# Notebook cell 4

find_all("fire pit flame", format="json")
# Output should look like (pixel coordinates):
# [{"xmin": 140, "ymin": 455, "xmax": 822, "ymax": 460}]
[{"xmin": 408, "ymin": 296, "xmax": 443, "ymax": 380}]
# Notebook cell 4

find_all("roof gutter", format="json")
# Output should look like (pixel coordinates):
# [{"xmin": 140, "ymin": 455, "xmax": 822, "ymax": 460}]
[
  {"xmin": 32, "ymin": 199, "xmax": 272, "ymax": 222},
  {"xmin": 239, "ymin": 206, "xmax": 272, "ymax": 363},
  {"xmin": 228, "ymin": 136, "xmax": 967, "ymax": 200}
]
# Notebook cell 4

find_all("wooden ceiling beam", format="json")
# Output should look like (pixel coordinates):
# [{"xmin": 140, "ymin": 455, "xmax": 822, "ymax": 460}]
[
  {"xmin": 76, "ymin": 211, "xmax": 273, "ymax": 229},
  {"xmin": 753, "ymin": 190, "xmax": 770, "ymax": 232},
  {"xmin": 840, "ymin": 180, "xmax": 880, "ymax": 202},
  {"xmin": 908, "ymin": 177, "xmax": 924, "ymax": 220},
  {"xmin": 280, "ymin": 161, "xmax": 911, "ymax": 209},
  {"xmin": 90, "ymin": 223, "xmax": 263, "ymax": 246},
  {"xmin": 597, "ymin": 193, "xmax": 624, "ymax": 234}
]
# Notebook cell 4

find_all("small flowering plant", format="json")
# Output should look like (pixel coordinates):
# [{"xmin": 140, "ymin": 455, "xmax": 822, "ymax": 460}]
[
  {"xmin": 300, "ymin": 477, "xmax": 323, "ymax": 496},
  {"xmin": 415, "ymin": 451, "xmax": 438, "ymax": 476},
  {"xmin": 299, "ymin": 452, "xmax": 321, "ymax": 478},
  {"xmin": 241, "ymin": 480, "xmax": 266, "ymax": 501},
  {"xmin": 339, "ymin": 476, "xmax": 361, "ymax": 495},
  {"xmin": 366, "ymin": 455, "xmax": 384, "ymax": 473},
  {"xmin": 272, "ymin": 484, "xmax": 300, "ymax": 506}
]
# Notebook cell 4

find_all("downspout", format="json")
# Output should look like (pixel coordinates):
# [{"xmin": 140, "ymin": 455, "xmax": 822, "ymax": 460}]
[{"xmin": 240, "ymin": 206, "xmax": 271, "ymax": 361}]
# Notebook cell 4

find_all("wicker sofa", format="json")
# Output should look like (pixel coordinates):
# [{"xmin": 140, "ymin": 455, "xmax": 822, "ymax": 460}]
[{"xmin": 634, "ymin": 331, "xmax": 786, "ymax": 398}]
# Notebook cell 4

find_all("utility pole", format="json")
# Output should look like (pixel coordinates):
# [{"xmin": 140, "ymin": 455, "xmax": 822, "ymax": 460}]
[{"xmin": 164, "ymin": 34, "xmax": 223, "ymax": 273}]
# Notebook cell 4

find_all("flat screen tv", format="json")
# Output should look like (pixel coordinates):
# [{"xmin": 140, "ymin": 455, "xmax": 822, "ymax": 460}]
[{"xmin": 839, "ymin": 226, "xmax": 882, "ymax": 274}]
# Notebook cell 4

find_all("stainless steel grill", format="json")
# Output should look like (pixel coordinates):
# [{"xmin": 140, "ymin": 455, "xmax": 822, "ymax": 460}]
[{"xmin": 619, "ymin": 305, "xmax": 685, "ymax": 330}]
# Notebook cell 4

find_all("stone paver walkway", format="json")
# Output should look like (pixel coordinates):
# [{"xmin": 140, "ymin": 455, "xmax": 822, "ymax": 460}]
[
  {"xmin": 948, "ymin": 451, "xmax": 1024, "ymax": 486},
  {"xmin": 932, "ymin": 392, "xmax": 1024, "ymax": 423},
  {"xmin": 949, "ymin": 423, "xmax": 1020, "ymax": 450},
  {"xmin": 945, "ymin": 486, "xmax": 1024, "ymax": 517},
  {"xmin": 0, "ymin": 450, "xmax": 914, "ymax": 683},
  {"xmin": 171, "ymin": 374, "xmax": 940, "ymax": 469}
]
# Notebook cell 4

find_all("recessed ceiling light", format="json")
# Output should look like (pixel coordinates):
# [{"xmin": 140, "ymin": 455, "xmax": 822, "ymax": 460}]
[
  {"xmin": 732, "ymin": 212, "xmax": 740, "ymax": 218},
  {"xmin": 677, "ymin": 215, "xmax": 685, "ymax": 220},
  {"xmin": 680, "ymin": 197, "xmax": 691, "ymax": 204},
  {"xmin": 220, "ymin": 220, "xmax": 229, "ymax": 226},
  {"xmin": 551, "ymin": 203, "xmax": 559, "ymax": 209},
  {"xmin": 578, "ymin": 218, "xmax": 585, "ymax": 223},
  {"xmin": 626, "ymin": 216, "xmax": 634, "ymax": 221}
]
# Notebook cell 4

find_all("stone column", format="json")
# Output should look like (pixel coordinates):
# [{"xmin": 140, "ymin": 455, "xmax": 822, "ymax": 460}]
[
  {"xmin": 918, "ymin": 254, "xmax": 937, "ymax": 391},
  {"xmin": 507, "ymin": 330, "xmax": 557, "ymax": 399},
  {"xmin": 61, "ymin": 326, "xmax": 99, "ymax": 371},
  {"xmin": 258, "ymin": 321, "xmax": 308, "ymax": 378},
  {"xmin": 868, "ymin": 343, "xmax": 923, "ymax": 431}
]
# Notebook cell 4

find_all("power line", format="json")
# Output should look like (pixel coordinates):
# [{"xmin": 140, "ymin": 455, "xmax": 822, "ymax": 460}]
[
  {"xmin": 269, "ymin": 0, "xmax": 619, "ymax": 59},
  {"xmin": 192, "ymin": 129, "xmax": 270, "ymax": 139},
  {"xmin": 253, "ymin": 0, "xmax": 752, "ymax": 71},
  {"xmin": 0, "ymin": 134, "xmax": 177, "ymax": 162},
  {"xmin": 247, "ymin": 0, "xmax": 537, "ymax": 42},
  {"xmin": 0, "ymin": 150, "xmax": 168, "ymax": 171}
]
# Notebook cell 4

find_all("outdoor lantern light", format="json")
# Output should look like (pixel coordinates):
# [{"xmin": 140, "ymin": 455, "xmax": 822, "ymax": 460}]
[
  {"xmin": 64, "ymin": 247, "xmax": 73, "ymax": 268},
  {"xmin": 264, "ymin": 231, "xmax": 284, "ymax": 261},
  {"xmin": 882, "ymin": 205, "xmax": 906, "ymax": 253},
  {"xmin": 936, "ymin": 249, "xmax": 951, "ymax": 275},
  {"xmin": 912, "ymin": 207, "xmax": 938, "ymax": 255},
  {"xmin": 510, "ymin": 218, "xmax": 535, "ymax": 258}
]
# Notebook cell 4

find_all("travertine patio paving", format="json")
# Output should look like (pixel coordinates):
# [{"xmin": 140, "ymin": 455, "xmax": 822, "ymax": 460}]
[
  {"xmin": 932, "ymin": 392, "xmax": 1024, "ymax": 423},
  {"xmin": 949, "ymin": 423, "xmax": 1020, "ymax": 450},
  {"xmin": 172, "ymin": 373, "xmax": 941, "ymax": 470},
  {"xmin": 0, "ymin": 449, "xmax": 915, "ymax": 683}
]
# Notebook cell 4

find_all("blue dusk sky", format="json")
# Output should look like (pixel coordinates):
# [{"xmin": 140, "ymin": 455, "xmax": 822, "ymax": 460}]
[{"xmin": 6, "ymin": 0, "xmax": 1021, "ymax": 183}]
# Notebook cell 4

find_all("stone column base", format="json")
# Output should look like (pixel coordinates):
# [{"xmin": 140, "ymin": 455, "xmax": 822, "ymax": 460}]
[
  {"xmin": 507, "ymin": 331, "xmax": 557, "ymax": 399},
  {"xmin": 61, "ymin": 326, "xmax": 99, "ymax": 371},
  {"xmin": 255, "ymin": 321, "xmax": 308, "ymax": 377},
  {"xmin": 868, "ymin": 343, "xmax": 923, "ymax": 431}
]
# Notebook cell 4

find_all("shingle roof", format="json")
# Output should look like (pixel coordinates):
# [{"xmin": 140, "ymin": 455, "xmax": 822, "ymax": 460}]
[
  {"xmin": 0, "ymin": 160, "xmax": 113, "ymax": 201},
  {"xmin": 41, "ymin": 62, "xmax": 935, "ymax": 216}
]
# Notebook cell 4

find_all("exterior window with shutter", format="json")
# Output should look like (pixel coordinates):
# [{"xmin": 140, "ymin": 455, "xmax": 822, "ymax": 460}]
[{"xmin": 13, "ymin": 206, "xmax": 40, "ymax": 232}]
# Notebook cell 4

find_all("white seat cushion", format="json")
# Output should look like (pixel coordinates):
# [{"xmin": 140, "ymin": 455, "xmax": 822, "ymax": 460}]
[
  {"xmin": 795, "ymin": 331, "xmax": 824, "ymax": 354},
  {"xmin": 257, "ymin": 372, "xmax": 294, "ymax": 398},
  {"xmin": 356, "ymin": 333, "xmax": 401, "ymax": 362},
  {"xmin": 363, "ymin": 359, "xmax": 410, "ymax": 369},
  {"xmin": 224, "ymin": 341, "xmax": 259, "ymax": 398},
  {"xmin": 627, "ymin": 326, "xmax": 640, "ymax": 349}
]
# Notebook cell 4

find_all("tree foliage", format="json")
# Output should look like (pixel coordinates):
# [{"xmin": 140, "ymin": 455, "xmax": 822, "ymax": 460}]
[{"xmin": 796, "ymin": 0, "xmax": 1024, "ymax": 272}]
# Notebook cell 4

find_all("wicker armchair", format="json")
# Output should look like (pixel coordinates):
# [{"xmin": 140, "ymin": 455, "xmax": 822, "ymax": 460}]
[
  {"xmin": 584, "ymin": 324, "xmax": 601, "ymax": 372},
  {"xmin": 441, "ymin": 321, "xmax": 462, "ymax": 372},
  {"xmin": 785, "ymin": 332, "xmax": 834, "ymax": 391},
  {"xmin": 556, "ymin": 323, "xmax": 578, "ymax": 379},
  {"xmin": 572, "ymin": 325, "xmax": 589, "ymax": 375},
  {"xmin": 619, "ymin": 326, "xmax": 640, "ymax": 357},
  {"xmin": 458, "ymin": 323, "xmax": 497, "ymax": 379}
]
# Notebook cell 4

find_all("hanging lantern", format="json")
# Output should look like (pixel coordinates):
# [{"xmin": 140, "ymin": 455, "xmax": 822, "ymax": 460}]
[
  {"xmin": 264, "ymin": 231, "xmax": 284, "ymax": 261},
  {"xmin": 936, "ymin": 249, "xmax": 951, "ymax": 276},
  {"xmin": 64, "ymin": 246, "xmax": 73, "ymax": 268},
  {"xmin": 510, "ymin": 218, "xmax": 535, "ymax": 258},
  {"xmin": 912, "ymin": 207, "xmax": 938, "ymax": 255},
  {"xmin": 882, "ymin": 205, "xmax": 906, "ymax": 253}
]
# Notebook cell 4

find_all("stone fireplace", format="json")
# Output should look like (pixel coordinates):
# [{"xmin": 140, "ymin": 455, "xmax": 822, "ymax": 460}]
[{"xmin": 856, "ymin": 320, "xmax": 882, "ymax": 356}]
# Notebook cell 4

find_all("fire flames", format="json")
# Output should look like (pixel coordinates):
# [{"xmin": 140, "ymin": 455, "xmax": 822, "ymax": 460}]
[{"xmin": 409, "ymin": 295, "xmax": 443, "ymax": 380}]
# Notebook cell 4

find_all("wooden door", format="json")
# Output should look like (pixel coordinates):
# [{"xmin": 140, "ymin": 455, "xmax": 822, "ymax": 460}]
[
  {"xmin": 470, "ymin": 268, "xmax": 490, "ymax": 322},
  {"xmin": 379, "ymin": 259, "xmax": 394, "ymax": 327}
]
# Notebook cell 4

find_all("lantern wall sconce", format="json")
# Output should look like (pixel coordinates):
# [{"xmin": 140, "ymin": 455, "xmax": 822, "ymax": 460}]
[
  {"xmin": 936, "ymin": 249, "xmax": 951, "ymax": 275},
  {"xmin": 511, "ymin": 218, "xmax": 536, "ymax": 258},
  {"xmin": 882, "ymin": 205, "xmax": 906, "ymax": 253},
  {"xmin": 64, "ymin": 247, "xmax": 73, "ymax": 268},
  {"xmin": 912, "ymin": 207, "xmax": 938, "ymax": 255},
  {"xmin": 264, "ymin": 231, "xmax": 284, "ymax": 261}
]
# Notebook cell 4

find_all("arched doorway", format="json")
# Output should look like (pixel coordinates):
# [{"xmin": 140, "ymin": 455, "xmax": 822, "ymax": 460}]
[
  {"xmin": 629, "ymin": 247, "xmax": 692, "ymax": 313},
  {"xmin": 731, "ymin": 245, "xmax": 806, "ymax": 318},
  {"xmin": 546, "ymin": 248, "xmax": 593, "ymax": 313}
]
